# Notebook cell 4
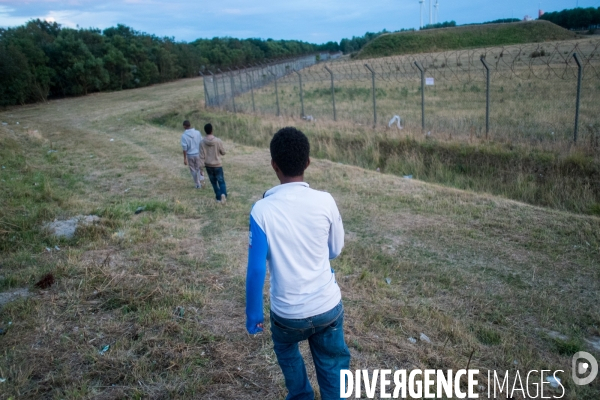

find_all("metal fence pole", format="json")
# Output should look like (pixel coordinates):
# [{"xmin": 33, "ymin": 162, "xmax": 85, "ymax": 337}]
[
  {"xmin": 227, "ymin": 67, "xmax": 237, "ymax": 113},
  {"xmin": 324, "ymin": 66, "xmax": 336, "ymax": 121},
  {"xmin": 269, "ymin": 71, "xmax": 280, "ymax": 116},
  {"xmin": 237, "ymin": 67, "xmax": 243, "ymax": 94},
  {"xmin": 209, "ymin": 71, "xmax": 219, "ymax": 107},
  {"xmin": 414, "ymin": 61, "xmax": 426, "ymax": 131},
  {"xmin": 251, "ymin": 63, "xmax": 258, "ymax": 88},
  {"xmin": 364, "ymin": 64, "xmax": 377, "ymax": 127},
  {"xmin": 246, "ymin": 70, "xmax": 256, "ymax": 113},
  {"xmin": 480, "ymin": 57, "xmax": 491, "ymax": 139},
  {"xmin": 217, "ymin": 68, "xmax": 227, "ymax": 109},
  {"xmin": 257, "ymin": 63, "xmax": 264, "ymax": 87},
  {"xmin": 294, "ymin": 69, "xmax": 305, "ymax": 117},
  {"xmin": 199, "ymin": 71, "xmax": 209, "ymax": 108},
  {"xmin": 573, "ymin": 53, "xmax": 583, "ymax": 143}
]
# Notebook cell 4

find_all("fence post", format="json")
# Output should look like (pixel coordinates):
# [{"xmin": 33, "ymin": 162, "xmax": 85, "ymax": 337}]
[
  {"xmin": 573, "ymin": 53, "xmax": 583, "ymax": 144},
  {"xmin": 414, "ymin": 61, "xmax": 425, "ymax": 131},
  {"xmin": 227, "ymin": 67, "xmax": 237, "ymax": 113},
  {"xmin": 480, "ymin": 57, "xmax": 491, "ymax": 139},
  {"xmin": 269, "ymin": 71, "xmax": 280, "ymax": 117},
  {"xmin": 217, "ymin": 68, "xmax": 227, "ymax": 109},
  {"xmin": 199, "ymin": 71, "xmax": 209, "ymax": 108},
  {"xmin": 294, "ymin": 69, "xmax": 305, "ymax": 117},
  {"xmin": 209, "ymin": 71, "xmax": 219, "ymax": 107},
  {"xmin": 246, "ymin": 70, "xmax": 256, "ymax": 113},
  {"xmin": 324, "ymin": 66, "xmax": 336, "ymax": 121},
  {"xmin": 237, "ymin": 67, "xmax": 243, "ymax": 94},
  {"xmin": 257, "ymin": 62, "xmax": 265, "ymax": 86},
  {"xmin": 364, "ymin": 64, "xmax": 377, "ymax": 128}
]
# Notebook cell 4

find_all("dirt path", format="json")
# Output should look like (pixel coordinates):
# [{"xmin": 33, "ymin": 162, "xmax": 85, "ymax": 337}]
[{"xmin": 1, "ymin": 79, "xmax": 599, "ymax": 399}]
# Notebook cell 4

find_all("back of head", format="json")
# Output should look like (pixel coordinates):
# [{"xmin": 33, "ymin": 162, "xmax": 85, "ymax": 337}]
[
  {"xmin": 183, "ymin": 120, "xmax": 191, "ymax": 129},
  {"xmin": 270, "ymin": 127, "xmax": 310, "ymax": 177},
  {"xmin": 204, "ymin": 123, "xmax": 213, "ymax": 135}
]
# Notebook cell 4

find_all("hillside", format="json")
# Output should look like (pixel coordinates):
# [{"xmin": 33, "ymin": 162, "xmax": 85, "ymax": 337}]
[{"xmin": 357, "ymin": 20, "xmax": 578, "ymax": 58}]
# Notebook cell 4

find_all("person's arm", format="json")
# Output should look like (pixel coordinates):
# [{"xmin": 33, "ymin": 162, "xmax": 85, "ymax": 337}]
[
  {"xmin": 328, "ymin": 200, "xmax": 345, "ymax": 259},
  {"xmin": 246, "ymin": 214, "xmax": 268, "ymax": 334},
  {"xmin": 219, "ymin": 140, "xmax": 226, "ymax": 156},
  {"xmin": 181, "ymin": 135, "xmax": 188, "ymax": 165},
  {"xmin": 198, "ymin": 143, "xmax": 205, "ymax": 168}
]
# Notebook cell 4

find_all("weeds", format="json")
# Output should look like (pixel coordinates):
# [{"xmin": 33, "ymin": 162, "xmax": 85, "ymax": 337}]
[
  {"xmin": 151, "ymin": 109, "xmax": 600, "ymax": 215},
  {"xmin": 0, "ymin": 76, "xmax": 598, "ymax": 399}
]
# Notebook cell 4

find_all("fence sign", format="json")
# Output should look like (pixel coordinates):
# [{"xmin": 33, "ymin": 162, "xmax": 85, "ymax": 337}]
[{"xmin": 426, "ymin": 77, "xmax": 434, "ymax": 86}]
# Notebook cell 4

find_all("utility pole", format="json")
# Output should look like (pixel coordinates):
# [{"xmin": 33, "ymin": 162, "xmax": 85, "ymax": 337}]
[{"xmin": 429, "ymin": 0, "xmax": 432, "ymax": 25}]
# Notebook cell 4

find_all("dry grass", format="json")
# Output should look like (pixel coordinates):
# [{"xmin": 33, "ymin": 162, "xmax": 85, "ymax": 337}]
[
  {"xmin": 223, "ymin": 38, "xmax": 600, "ymax": 147},
  {"xmin": 0, "ymin": 77, "xmax": 599, "ymax": 399}
]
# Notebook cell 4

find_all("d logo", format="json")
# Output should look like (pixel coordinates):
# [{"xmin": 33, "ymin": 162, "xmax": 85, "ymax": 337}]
[{"xmin": 572, "ymin": 351, "xmax": 598, "ymax": 386}]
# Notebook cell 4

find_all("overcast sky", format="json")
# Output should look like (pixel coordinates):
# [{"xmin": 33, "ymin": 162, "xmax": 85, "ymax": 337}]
[{"xmin": 0, "ymin": 0, "xmax": 596, "ymax": 44}]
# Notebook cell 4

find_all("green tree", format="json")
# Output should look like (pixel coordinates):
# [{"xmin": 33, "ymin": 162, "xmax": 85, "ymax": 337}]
[{"xmin": 49, "ymin": 29, "xmax": 108, "ymax": 95}]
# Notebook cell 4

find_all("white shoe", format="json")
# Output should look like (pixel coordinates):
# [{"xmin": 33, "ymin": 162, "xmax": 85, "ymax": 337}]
[{"xmin": 220, "ymin": 194, "xmax": 227, "ymax": 205}]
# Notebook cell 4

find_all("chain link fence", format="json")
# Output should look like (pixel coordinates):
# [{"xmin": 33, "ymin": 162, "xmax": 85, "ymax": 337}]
[{"xmin": 204, "ymin": 39, "xmax": 600, "ymax": 145}]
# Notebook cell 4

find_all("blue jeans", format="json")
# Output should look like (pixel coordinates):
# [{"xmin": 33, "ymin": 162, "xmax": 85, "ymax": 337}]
[
  {"xmin": 205, "ymin": 166, "xmax": 227, "ymax": 201},
  {"xmin": 270, "ymin": 301, "xmax": 351, "ymax": 400}
]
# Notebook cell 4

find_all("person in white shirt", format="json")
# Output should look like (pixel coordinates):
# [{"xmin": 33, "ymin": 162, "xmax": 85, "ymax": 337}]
[
  {"xmin": 180, "ymin": 120, "xmax": 204, "ymax": 188},
  {"xmin": 246, "ymin": 127, "xmax": 350, "ymax": 400}
]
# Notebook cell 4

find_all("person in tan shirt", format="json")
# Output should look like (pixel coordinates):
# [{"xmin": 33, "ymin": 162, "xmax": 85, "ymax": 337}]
[{"xmin": 199, "ymin": 123, "xmax": 228, "ymax": 204}]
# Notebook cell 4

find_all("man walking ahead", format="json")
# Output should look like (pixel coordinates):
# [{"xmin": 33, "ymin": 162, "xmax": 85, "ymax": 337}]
[
  {"xmin": 245, "ymin": 127, "xmax": 350, "ymax": 400},
  {"xmin": 181, "ymin": 120, "xmax": 204, "ymax": 188},
  {"xmin": 199, "ymin": 123, "xmax": 228, "ymax": 204}
]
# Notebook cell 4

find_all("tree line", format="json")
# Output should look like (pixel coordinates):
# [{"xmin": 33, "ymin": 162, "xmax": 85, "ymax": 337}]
[
  {"xmin": 421, "ymin": 21, "xmax": 457, "ymax": 30},
  {"xmin": 0, "ymin": 20, "xmax": 340, "ymax": 106},
  {"xmin": 540, "ymin": 7, "xmax": 600, "ymax": 30},
  {"xmin": 340, "ymin": 29, "xmax": 416, "ymax": 54}
]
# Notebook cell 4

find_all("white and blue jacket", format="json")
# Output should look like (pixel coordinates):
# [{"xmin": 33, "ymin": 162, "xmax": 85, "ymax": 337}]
[
  {"xmin": 180, "ymin": 128, "xmax": 202, "ymax": 156},
  {"xmin": 245, "ymin": 182, "xmax": 345, "ymax": 334}
]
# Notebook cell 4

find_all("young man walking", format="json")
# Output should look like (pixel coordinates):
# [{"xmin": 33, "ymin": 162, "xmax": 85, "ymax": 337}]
[
  {"xmin": 245, "ymin": 127, "xmax": 350, "ymax": 400},
  {"xmin": 181, "ymin": 120, "xmax": 204, "ymax": 188},
  {"xmin": 199, "ymin": 123, "xmax": 227, "ymax": 204}
]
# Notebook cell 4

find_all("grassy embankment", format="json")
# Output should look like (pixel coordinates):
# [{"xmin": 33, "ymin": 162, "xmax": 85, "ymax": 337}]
[
  {"xmin": 357, "ymin": 20, "xmax": 578, "ymax": 58},
  {"xmin": 154, "ymin": 110, "xmax": 600, "ymax": 216},
  {"xmin": 230, "ymin": 38, "xmax": 600, "ymax": 148},
  {"xmin": 0, "ymin": 77, "xmax": 599, "ymax": 399}
]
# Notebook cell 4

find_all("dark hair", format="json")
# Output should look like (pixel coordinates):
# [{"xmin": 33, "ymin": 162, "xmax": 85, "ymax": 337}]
[
  {"xmin": 270, "ymin": 127, "xmax": 310, "ymax": 177},
  {"xmin": 204, "ymin": 123, "xmax": 213, "ymax": 134},
  {"xmin": 183, "ymin": 120, "xmax": 191, "ymax": 128}
]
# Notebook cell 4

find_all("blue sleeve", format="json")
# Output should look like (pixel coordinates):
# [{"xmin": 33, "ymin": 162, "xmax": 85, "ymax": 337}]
[{"xmin": 245, "ymin": 214, "xmax": 268, "ymax": 334}]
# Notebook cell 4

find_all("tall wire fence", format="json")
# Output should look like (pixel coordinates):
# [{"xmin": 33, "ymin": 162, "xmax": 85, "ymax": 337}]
[{"xmin": 203, "ymin": 39, "xmax": 600, "ymax": 145}]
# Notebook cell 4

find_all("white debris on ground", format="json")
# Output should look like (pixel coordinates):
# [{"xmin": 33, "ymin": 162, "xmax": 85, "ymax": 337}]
[
  {"xmin": 419, "ymin": 333, "xmax": 432, "ymax": 343},
  {"xmin": 43, "ymin": 215, "xmax": 100, "ymax": 239},
  {"xmin": 546, "ymin": 376, "xmax": 561, "ymax": 388},
  {"xmin": 388, "ymin": 115, "xmax": 403, "ymax": 129}
]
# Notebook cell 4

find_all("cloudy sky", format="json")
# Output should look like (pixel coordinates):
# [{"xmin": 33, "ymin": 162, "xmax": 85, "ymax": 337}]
[{"xmin": 0, "ymin": 0, "xmax": 595, "ymax": 43}]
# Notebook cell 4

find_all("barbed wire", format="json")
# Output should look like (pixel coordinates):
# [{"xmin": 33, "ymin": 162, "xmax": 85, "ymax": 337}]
[
  {"xmin": 204, "ymin": 39, "xmax": 600, "ymax": 139},
  {"xmin": 204, "ymin": 39, "xmax": 600, "ymax": 109}
]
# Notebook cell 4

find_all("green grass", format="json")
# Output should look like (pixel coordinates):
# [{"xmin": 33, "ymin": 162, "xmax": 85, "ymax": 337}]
[
  {"xmin": 0, "ymin": 135, "xmax": 82, "ymax": 253},
  {"xmin": 357, "ymin": 20, "xmax": 577, "ymax": 58},
  {"xmin": 149, "ymin": 109, "xmax": 600, "ymax": 215},
  {"xmin": 0, "ymin": 77, "xmax": 599, "ymax": 399}
]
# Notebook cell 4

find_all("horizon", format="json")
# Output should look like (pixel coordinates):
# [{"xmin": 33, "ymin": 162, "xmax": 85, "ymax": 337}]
[{"xmin": 0, "ymin": 1, "xmax": 596, "ymax": 45}]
